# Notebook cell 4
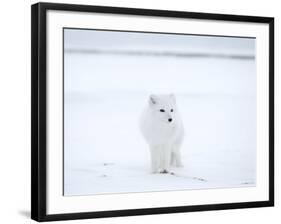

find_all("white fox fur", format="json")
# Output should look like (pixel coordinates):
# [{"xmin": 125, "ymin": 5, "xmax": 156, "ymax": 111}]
[{"xmin": 140, "ymin": 94, "xmax": 184, "ymax": 173}]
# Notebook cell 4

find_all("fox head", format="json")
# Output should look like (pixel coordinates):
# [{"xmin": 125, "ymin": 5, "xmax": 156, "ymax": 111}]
[{"xmin": 148, "ymin": 94, "xmax": 178, "ymax": 124}]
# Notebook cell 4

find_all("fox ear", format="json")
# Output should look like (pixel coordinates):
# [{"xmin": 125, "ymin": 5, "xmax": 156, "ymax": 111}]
[
  {"xmin": 149, "ymin": 94, "xmax": 157, "ymax": 105},
  {"xmin": 170, "ymin": 93, "xmax": 176, "ymax": 103}
]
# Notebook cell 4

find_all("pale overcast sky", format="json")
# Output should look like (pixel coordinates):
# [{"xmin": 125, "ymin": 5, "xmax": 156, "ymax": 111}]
[{"xmin": 64, "ymin": 28, "xmax": 255, "ymax": 54}]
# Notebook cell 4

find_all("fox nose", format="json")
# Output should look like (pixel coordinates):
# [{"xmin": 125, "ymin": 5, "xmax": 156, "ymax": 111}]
[{"xmin": 168, "ymin": 118, "xmax": 172, "ymax": 122}]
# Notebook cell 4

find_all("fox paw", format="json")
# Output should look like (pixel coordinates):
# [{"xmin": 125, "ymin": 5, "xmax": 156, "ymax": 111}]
[{"xmin": 159, "ymin": 169, "xmax": 169, "ymax": 174}]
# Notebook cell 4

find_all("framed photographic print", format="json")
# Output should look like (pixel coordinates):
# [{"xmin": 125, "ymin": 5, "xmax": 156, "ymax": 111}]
[{"xmin": 31, "ymin": 2, "xmax": 274, "ymax": 222}]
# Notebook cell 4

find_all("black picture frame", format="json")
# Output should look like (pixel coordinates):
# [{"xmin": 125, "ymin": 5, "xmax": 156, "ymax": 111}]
[{"xmin": 31, "ymin": 2, "xmax": 274, "ymax": 222}]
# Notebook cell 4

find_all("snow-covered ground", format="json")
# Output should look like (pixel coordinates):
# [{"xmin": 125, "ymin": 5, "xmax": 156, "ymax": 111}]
[{"xmin": 64, "ymin": 29, "xmax": 256, "ymax": 196}]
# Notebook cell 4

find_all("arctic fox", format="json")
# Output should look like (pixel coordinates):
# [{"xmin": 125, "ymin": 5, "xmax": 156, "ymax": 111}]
[{"xmin": 140, "ymin": 94, "xmax": 184, "ymax": 173}]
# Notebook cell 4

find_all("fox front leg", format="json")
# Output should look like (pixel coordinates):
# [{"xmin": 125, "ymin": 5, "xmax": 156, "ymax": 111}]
[
  {"xmin": 150, "ymin": 145, "xmax": 161, "ymax": 173},
  {"xmin": 172, "ymin": 144, "xmax": 183, "ymax": 167},
  {"xmin": 159, "ymin": 145, "xmax": 171, "ymax": 173}
]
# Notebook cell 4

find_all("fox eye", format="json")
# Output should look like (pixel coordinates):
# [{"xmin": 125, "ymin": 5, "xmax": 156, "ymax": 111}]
[
  {"xmin": 171, "ymin": 109, "xmax": 174, "ymax": 112},
  {"xmin": 160, "ymin": 109, "xmax": 165, "ymax": 112}
]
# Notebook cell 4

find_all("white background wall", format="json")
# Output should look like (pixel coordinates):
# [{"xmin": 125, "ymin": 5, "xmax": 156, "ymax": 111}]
[{"xmin": 0, "ymin": 0, "xmax": 279, "ymax": 223}]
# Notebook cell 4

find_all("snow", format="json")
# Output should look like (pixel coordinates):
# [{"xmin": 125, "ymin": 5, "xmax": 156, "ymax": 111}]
[{"xmin": 63, "ymin": 29, "xmax": 256, "ymax": 196}]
